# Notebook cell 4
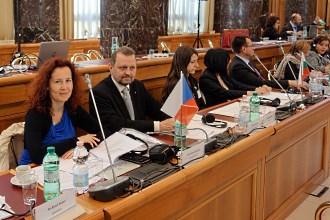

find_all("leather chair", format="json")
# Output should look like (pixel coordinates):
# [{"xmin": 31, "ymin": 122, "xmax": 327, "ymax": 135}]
[{"xmin": 71, "ymin": 53, "xmax": 91, "ymax": 62}]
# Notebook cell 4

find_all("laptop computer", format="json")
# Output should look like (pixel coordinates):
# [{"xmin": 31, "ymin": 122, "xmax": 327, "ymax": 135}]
[
  {"xmin": 35, "ymin": 40, "xmax": 70, "ymax": 68},
  {"xmin": 308, "ymin": 25, "xmax": 318, "ymax": 39}
]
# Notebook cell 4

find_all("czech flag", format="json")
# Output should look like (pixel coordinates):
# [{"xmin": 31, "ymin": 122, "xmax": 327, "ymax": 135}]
[
  {"xmin": 298, "ymin": 52, "xmax": 310, "ymax": 85},
  {"xmin": 161, "ymin": 73, "xmax": 199, "ymax": 126}
]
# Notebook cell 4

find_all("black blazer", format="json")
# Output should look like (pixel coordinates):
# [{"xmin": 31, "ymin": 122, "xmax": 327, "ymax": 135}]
[
  {"xmin": 280, "ymin": 23, "xmax": 303, "ymax": 39},
  {"xmin": 228, "ymin": 56, "xmax": 289, "ymax": 89},
  {"xmin": 199, "ymin": 69, "xmax": 256, "ymax": 107},
  {"xmin": 262, "ymin": 27, "xmax": 288, "ymax": 40},
  {"xmin": 90, "ymin": 76, "xmax": 169, "ymax": 133}
]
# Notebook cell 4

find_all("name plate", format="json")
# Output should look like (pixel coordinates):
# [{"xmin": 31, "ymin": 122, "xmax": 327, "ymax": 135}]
[
  {"xmin": 179, "ymin": 140, "xmax": 205, "ymax": 166},
  {"xmin": 34, "ymin": 190, "xmax": 77, "ymax": 220}
]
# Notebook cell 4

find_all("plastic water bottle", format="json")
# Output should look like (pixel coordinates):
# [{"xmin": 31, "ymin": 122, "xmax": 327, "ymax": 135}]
[
  {"xmin": 43, "ymin": 146, "xmax": 60, "ymax": 201},
  {"xmin": 73, "ymin": 141, "xmax": 89, "ymax": 194},
  {"xmin": 302, "ymin": 26, "xmax": 307, "ymax": 40},
  {"xmin": 309, "ymin": 70, "xmax": 323, "ymax": 97},
  {"xmin": 111, "ymin": 37, "xmax": 119, "ymax": 54},
  {"xmin": 319, "ymin": 18, "xmax": 326, "ymax": 26},
  {"xmin": 174, "ymin": 119, "xmax": 186, "ymax": 138},
  {"xmin": 249, "ymin": 92, "xmax": 260, "ymax": 121},
  {"xmin": 238, "ymin": 95, "xmax": 250, "ymax": 129}
]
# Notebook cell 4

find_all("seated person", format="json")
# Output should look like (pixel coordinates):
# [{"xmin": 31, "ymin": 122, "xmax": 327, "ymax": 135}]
[
  {"xmin": 274, "ymin": 40, "xmax": 311, "ymax": 80},
  {"xmin": 162, "ymin": 45, "xmax": 206, "ymax": 109},
  {"xmin": 90, "ymin": 46, "xmax": 173, "ymax": 133},
  {"xmin": 306, "ymin": 35, "xmax": 330, "ymax": 74},
  {"xmin": 19, "ymin": 57, "xmax": 108, "ymax": 165},
  {"xmin": 228, "ymin": 35, "xmax": 308, "ymax": 90},
  {"xmin": 262, "ymin": 16, "xmax": 293, "ymax": 40},
  {"xmin": 199, "ymin": 48, "xmax": 270, "ymax": 107},
  {"xmin": 280, "ymin": 13, "xmax": 304, "ymax": 39}
]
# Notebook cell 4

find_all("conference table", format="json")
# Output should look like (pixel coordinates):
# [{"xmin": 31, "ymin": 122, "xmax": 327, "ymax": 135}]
[{"xmin": 1, "ymin": 95, "xmax": 329, "ymax": 219}]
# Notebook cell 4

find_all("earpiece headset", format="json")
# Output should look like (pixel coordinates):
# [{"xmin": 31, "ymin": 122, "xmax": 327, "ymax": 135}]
[{"xmin": 202, "ymin": 114, "xmax": 227, "ymax": 128}]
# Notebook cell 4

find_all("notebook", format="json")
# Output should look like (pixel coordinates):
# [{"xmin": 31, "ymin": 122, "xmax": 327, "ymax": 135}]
[{"xmin": 35, "ymin": 41, "xmax": 70, "ymax": 68}]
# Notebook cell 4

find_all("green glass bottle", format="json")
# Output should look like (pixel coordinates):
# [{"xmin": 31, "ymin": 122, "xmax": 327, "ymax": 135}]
[{"xmin": 43, "ymin": 146, "xmax": 60, "ymax": 201}]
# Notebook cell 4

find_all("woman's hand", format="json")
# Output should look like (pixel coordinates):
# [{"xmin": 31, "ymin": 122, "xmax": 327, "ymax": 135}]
[
  {"xmin": 289, "ymin": 80, "xmax": 308, "ymax": 90},
  {"xmin": 78, "ymin": 134, "xmax": 100, "ymax": 148},
  {"xmin": 61, "ymin": 148, "xmax": 74, "ymax": 159}
]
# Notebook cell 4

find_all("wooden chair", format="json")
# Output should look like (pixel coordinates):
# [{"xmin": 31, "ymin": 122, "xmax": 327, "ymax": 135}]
[
  {"xmin": 71, "ymin": 53, "xmax": 91, "ymax": 62},
  {"xmin": 11, "ymin": 54, "xmax": 38, "ymax": 66},
  {"xmin": 87, "ymin": 50, "xmax": 104, "ymax": 60}
]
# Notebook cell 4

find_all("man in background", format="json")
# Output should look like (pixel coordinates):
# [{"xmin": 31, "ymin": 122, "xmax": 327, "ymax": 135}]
[{"xmin": 90, "ymin": 46, "xmax": 174, "ymax": 133}]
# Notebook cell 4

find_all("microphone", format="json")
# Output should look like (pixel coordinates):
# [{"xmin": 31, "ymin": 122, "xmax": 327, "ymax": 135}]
[
  {"xmin": 295, "ymin": 53, "xmax": 316, "ymax": 70},
  {"xmin": 253, "ymin": 54, "xmax": 297, "ymax": 112},
  {"xmin": 318, "ymin": 54, "xmax": 330, "ymax": 64},
  {"xmin": 85, "ymin": 73, "xmax": 130, "ymax": 202}
]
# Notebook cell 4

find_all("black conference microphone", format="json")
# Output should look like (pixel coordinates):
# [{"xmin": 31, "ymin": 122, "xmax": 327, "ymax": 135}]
[
  {"xmin": 253, "ymin": 54, "xmax": 297, "ymax": 112},
  {"xmin": 85, "ymin": 73, "xmax": 130, "ymax": 202}
]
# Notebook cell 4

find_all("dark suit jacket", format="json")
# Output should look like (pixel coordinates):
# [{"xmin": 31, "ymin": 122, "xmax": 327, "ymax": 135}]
[
  {"xmin": 280, "ymin": 22, "xmax": 303, "ymax": 38},
  {"xmin": 90, "ymin": 76, "xmax": 169, "ymax": 133},
  {"xmin": 262, "ymin": 27, "xmax": 288, "ymax": 40},
  {"xmin": 199, "ymin": 69, "xmax": 256, "ymax": 107},
  {"xmin": 228, "ymin": 56, "xmax": 289, "ymax": 89}
]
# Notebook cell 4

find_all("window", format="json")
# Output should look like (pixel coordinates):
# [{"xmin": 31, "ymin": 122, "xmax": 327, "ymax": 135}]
[
  {"xmin": 73, "ymin": 0, "xmax": 100, "ymax": 39},
  {"xmin": 168, "ymin": 0, "xmax": 212, "ymax": 34}
]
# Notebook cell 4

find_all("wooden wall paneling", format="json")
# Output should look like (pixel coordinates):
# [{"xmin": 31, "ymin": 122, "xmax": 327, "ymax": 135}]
[{"xmin": 316, "ymin": 0, "xmax": 327, "ymax": 22}]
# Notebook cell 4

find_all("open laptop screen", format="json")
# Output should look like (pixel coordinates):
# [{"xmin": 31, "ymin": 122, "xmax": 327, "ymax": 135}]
[
  {"xmin": 308, "ymin": 25, "xmax": 318, "ymax": 39},
  {"xmin": 36, "ymin": 41, "xmax": 70, "ymax": 68}
]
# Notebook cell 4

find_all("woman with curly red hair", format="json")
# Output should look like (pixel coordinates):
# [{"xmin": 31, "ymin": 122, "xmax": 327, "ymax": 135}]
[{"xmin": 19, "ymin": 57, "xmax": 109, "ymax": 165}]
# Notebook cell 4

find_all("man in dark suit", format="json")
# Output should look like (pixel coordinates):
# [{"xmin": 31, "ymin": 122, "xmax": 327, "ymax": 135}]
[
  {"xmin": 90, "ymin": 46, "xmax": 174, "ymax": 133},
  {"xmin": 280, "ymin": 13, "xmax": 303, "ymax": 38},
  {"xmin": 228, "ymin": 35, "xmax": 307, "ymax": 90}
]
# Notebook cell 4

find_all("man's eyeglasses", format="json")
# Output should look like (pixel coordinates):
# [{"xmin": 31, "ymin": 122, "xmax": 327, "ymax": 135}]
[{"xmin": 244, "ymin": 45, "xmax": 254, "ymax": 48}]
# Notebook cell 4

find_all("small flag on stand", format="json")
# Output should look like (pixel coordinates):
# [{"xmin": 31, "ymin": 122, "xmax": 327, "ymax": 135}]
[
  {"xmin": 298, "ymin": 52, "xmax": 310, "ymax": 85},
  {"xmin": 161, "ymin": 73, "xmax": 199, "ymax": 125}
]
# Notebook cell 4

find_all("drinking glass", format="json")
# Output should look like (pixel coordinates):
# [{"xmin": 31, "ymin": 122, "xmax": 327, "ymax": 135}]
[{"xmin": 22, "ymin": 174, "xmax": 38, "ymax": 205}]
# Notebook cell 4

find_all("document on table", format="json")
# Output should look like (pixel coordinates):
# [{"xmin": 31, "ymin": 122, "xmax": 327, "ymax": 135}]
[
  {"xmin": 90, "ymin": 132, "xmax": 143, "ymax": 163},
  {"xmin": 209, "ymin": 102, "xmax": 240, "ymax": 117}
]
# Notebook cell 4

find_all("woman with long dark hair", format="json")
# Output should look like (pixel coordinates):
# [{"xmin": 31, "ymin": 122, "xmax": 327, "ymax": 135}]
[
  {"xmin": 162, "ymin": 45, "xmax": 205, "ymax": 109},
  {"xmin": 19, "ymin": 57, "xmax": 109, "ymax": 165},
  {"xmin": 199, "ymin": 48, "xmax": 269, "ymax": 107}
]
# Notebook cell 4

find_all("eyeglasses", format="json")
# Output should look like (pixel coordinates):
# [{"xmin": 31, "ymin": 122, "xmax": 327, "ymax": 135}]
[{"xmin": 244, "ymin": 45, "xmax": 254, "ymax": 48}]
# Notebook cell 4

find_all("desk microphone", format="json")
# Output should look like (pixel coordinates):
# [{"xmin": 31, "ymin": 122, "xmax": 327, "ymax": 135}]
[
  {"xmin": 253, "ymin": 54, "xmax": 297, "ymax": 112},
  {"xmin": 295, "ymin": 53, "xmax": 316, "ymax": 70},
  {"xmin": 85, "ymin": 73, "xmax": 130, "ymax": 202},
  {"xmin": 318, "ymin": 54, "xmax": 330, "ymax": 64}
]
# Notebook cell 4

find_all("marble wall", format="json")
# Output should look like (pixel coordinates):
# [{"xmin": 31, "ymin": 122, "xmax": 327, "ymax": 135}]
[
  {"xmin": 214, "ymin": 0, "xmax": 268, "ymax": 41},
  {"xmin": 100, "ymin": 0, "xmax": 168, "ymax": 57},
  {"xmin": 15, "ymin": 0, "xmax": 60, "ymax": 43},
  {"xmin": 285, "ymin": 0, "xmax": 317, "ymax": 25}
]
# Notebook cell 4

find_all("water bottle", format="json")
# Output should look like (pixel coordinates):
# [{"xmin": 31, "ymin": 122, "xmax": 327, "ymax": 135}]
[
  {"xmin": 73, "ymin": 141, "xmax": 89, "ymax": 194},
  {"xmin": 302, "ymin": 26, "xmax": 307, "ymax": 40},
  {"xmin": 111, "ymin": 37, "xmax": 118, "ymax": 54},
  {"xmin": 43, "ymin": 146, "xmax": 60, "ymax": 201},
  {"xmin": 292, "ymin": 31, "xmax": 297, "ymax": 42},
  {"xmin": 174, "ymin": 119, "xmax": 186, "ymax": 138},
  {"xmin": 309, "ymin": 70, "xmax": 323, "ymax": 97},
  {"xmin": 238, "ymin": 95, "xmax": 250, "ymax": 130},
  {"xmin": 319, "ymin": 18, "xmax": 326, "ymax": 26},
  {"xmin": 249, "ymin": 92, "xmax": 260, "ymax": 121}
]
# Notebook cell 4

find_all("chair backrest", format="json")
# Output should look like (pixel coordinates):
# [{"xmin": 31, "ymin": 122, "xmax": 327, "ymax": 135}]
[
  {"xmin": 71, "ymin": 53, "xmax": 91, "ymax": 62},
  {"xmin": 11, "ymin": 55, "xmax": 38, "ymax": 66},
  {"xmin": 87, "ymin": 50, "xmax": 104, "ymax": 60},
  {"xmin": 0, "ymin": 122, "xmax": 25, "ymax": 172}
]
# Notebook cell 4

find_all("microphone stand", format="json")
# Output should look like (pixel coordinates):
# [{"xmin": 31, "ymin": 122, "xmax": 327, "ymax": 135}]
[
  {"xmin": 13, "ymin": 0, "xmax": 23, "ymax": 62},
  {"xmin": 277, "ymin": 44, "xmax": 305, "ymax": 104},
  {"xmin": 253, "ymin": 54, "xmax": 297, "ymax": 113},
  {"xmin": 85, "ymin": 74, "xmax": 117, "ymax": 182},
  {"xmin": 193, "ymin": 0, "xmax": 203, "ymax": 48}
]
